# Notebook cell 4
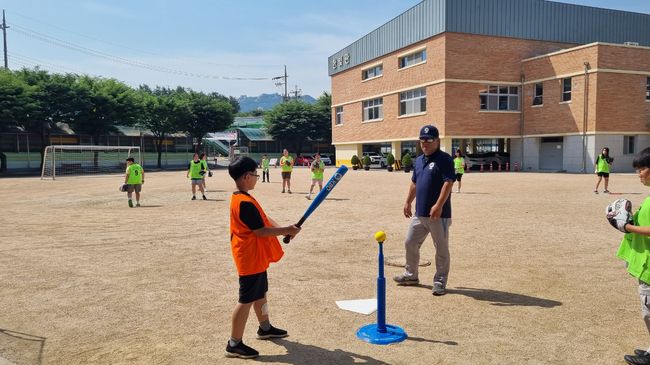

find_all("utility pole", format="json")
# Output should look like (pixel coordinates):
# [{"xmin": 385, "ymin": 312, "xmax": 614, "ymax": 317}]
[
  {"xmin": 289, "ymin": 85, "xmax": 301, "ymax": 100},
  {"xmin": 272, "ymin": 65, "xmax": 288, "ymax": 102},
  {"xmin": 2, "ymin": 10, "xmax": 8, "ymax": 69}
]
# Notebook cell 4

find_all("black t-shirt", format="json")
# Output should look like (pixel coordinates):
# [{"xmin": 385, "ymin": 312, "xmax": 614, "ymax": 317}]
[{"xmin": 235, "ymin": 192, "xmax": 264, "ymax": 230}]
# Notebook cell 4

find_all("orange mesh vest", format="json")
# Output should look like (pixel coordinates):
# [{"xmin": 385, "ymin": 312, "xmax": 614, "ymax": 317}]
[{"xmin": 230, "ymin": 192, "xmax": 284, "ymax": 276}]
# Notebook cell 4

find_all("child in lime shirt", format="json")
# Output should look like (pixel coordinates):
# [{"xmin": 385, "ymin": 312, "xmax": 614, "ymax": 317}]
[
  {"xmin": 307, "ymin": 153, "xmax": 324, "ymax": 200},
  {"xmin": 614, "ymin": 147, "xmax": 650, "ymax": 365},
  {"xmin": 261, "ymin": 154, "xmax": 270, "ymax": 183}
]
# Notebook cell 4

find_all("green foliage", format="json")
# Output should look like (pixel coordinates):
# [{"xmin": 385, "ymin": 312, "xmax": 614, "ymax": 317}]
[
  {"xmin": 386, "ymin": 153, "xmax": 395, "ymax": 166},
  {"xmin": 265, "ymin": 96, "xmax": 331, "ymax": 156},
  {"xmin": 362, "ymin": 155, "xmax": 371, "ymax": 166},
  {"xmin": 351, "ymin": 155, "xmax": 360, "ymax": 167},
  {"xmin": 402, "ymin": 153, "xmax": 413, "ymax": 168}
]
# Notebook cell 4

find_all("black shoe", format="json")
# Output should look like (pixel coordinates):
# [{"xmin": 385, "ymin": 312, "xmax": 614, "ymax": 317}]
[
  {"xmin": 257, "ymin": 325, "xmax": 288, "ymax": 339},
  {"xmin": 202, "ymin": 195, "xmax": 207, "ymax": 200},
  {"xmin": 225, "ymin": 341, "xmax": 258, "ymax": 359},
  {"xmin": 626, "ymin": 354, "xmax": 650, "ymax": 365},
  {"xmin": 191, "ymin": 196, "xmax": 196, "ymax": 200},
  {"xmin": 635, "ymin": 350, "xmax": 650, "ymax": 357}
]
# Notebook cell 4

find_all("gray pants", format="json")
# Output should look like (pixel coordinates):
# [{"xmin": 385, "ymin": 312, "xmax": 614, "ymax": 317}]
[
  {"xmin": 638, "ymin": 280, "xmax": 650, "ymax": 334},
  {"xmin": 404, "ymin": 216, "xmax": 451, "ymax": 284}
]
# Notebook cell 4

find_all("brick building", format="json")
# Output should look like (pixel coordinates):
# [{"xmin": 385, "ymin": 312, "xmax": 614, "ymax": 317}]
[{"xmin": 328, "ymin": 0, "xmax": 650, "ymax": 172}]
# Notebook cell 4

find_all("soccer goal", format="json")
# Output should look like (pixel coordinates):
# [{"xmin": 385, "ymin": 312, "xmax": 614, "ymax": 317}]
[{"xmin": 41, "ymin": 145, "xmax": 142, "ymax": 179}]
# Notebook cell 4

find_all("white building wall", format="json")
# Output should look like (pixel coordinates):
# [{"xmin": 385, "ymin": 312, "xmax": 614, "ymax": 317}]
[{"xmin": 522, "ymin": 137, "xmax": 541, "ymax": 171}]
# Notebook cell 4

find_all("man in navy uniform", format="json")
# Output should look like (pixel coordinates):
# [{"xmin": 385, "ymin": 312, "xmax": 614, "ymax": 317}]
[{"xmin": 393, "ymin": 124, "xmax": 455, "ymax": 296}]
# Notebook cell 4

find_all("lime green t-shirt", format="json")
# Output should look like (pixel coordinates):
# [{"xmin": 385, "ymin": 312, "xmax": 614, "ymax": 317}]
[
  {"xmin": 311, "ymin": 160, "xmax": 324, "ymax": 180},
  {"xmin": 617, "ymin": 196, "xmax": 650, "ymax": 284},
  {"xmin": 262, "ymin": 158, "xmax": 270, "ymax": 171},
  {"xmin": 126, "ymin": 163, "xmax": 143, "ymax": 184},
  {"xmin": 280, "ymin": 156, "xmax": 293, "ymax": 172},
  {"xmin": 596, "ymin": 154, "xmax": 611, "ymax": 173},
  {"xmin": 454, "ymin": 157, "xmax": 465, "ymax": 175},
  {"xmin": 188, "ymin": 160, "xmax": 204, "ymax": 179}
]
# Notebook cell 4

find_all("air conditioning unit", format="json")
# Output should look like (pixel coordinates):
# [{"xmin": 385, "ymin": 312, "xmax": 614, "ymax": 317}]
[{"xmin": 624, "ymin": 41, "xmax": 640, "ymax": 46}]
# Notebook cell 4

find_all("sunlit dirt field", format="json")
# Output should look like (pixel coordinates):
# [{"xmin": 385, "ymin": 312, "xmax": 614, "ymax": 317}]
[{"xmin": 0, "ymin": 167, "xmax": 647, "ymax": 364}]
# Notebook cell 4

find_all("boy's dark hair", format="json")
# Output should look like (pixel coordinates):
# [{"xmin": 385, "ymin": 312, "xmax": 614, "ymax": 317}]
[
  {"xmin": 199, "ymin": 152, "xmax": 206, "ymax": 159},
  {"xmin": 633, "ymin": 147, "xmax": 650, "ymax": 169},
  {"xmin": 229, "ymin": 156, "xmax": 258, "ymax": 180},
  {"xmin": 126, "ymin": 157, "xmax": 135, "ymax": 162}
]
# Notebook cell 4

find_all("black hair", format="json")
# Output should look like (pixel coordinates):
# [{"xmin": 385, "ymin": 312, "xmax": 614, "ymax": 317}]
[
  {"xmin": 455, "ymin": 149, "xmax": 463, "ymax": 157},
  {"xmin": 633, "ymin": 147, "xmax": 650, "ymax": 169},
  {"xmin": 228, "ymin": 156, "xmax": 258, "ymax": 180},
  {"xmin": 126, "ymin": 157, "xmax": 135, "ymax": 162},
  {"xmin": 199, "ymin": 152, "xmax": 206, "ymax": 159},
  {"xmin": 601, "ymin": 147, "xmax": 610, "ymax": 157}
]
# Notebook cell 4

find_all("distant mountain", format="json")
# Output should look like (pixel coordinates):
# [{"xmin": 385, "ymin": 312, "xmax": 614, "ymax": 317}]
[{"xmin": 237, "ymin": 93, "xmax": 316, "ymax": 112}]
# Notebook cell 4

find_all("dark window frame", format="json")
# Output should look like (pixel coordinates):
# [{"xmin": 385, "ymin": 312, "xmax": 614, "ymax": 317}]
[
  {"xmin": 562, "ymin": 78, "xmax": 572, "ymax": 102},
  {"xmin": 533, "ymin": 82, "xmax": 543, "ymax": 106}
]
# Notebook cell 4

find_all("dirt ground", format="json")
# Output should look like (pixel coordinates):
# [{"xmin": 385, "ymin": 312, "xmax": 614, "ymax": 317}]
[{"xmin": 0, "ymin": 166, "xmax": 647, "ymax": 365}]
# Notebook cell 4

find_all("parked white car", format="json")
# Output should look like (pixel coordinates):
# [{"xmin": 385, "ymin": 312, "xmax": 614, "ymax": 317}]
[
  {"xmin": 319, "ymin": 154, "xmax": 332, "ymax": 165},
  {"xmin": 362, "ymin": 152, "xmax": 388, "ymax": 167}
]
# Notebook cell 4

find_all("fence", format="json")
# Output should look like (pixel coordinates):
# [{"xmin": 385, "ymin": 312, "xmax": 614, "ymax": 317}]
[{"xmin": 0, "ymin": 133, "xmax": 226, "ymax": 174}]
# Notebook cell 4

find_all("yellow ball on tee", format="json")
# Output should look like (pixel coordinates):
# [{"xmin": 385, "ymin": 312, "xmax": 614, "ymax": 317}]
[{"xmin": 374, "ymin": 231, "xmax": 386, "ymax": 243}]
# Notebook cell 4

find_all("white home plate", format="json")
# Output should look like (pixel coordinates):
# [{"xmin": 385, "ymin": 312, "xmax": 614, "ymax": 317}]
[{"xmin": 335, "ymin": 299, "xmax": 377, "ymax": 315}]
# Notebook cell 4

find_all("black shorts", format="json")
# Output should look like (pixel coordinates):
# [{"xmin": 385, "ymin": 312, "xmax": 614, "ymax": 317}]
[
  {"xmin": 239, "ymin": 271, "xmax": 268, "ymax": 304},
  {"xmin": 597, "ymin": 172, "xmax": 610, "ymax": 178},
  {"xmin": 455, "ymin": 173, "xmax": 463, "ymax": 182},
  {"xmin": 281, "ymin": 172, "xmax": 292, "ymax": 179}
]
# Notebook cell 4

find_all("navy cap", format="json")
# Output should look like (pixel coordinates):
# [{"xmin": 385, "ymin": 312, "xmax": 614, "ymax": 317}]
[{"xmin": 419, "ymin": 125, "xmax": 439, "ymax": 139}]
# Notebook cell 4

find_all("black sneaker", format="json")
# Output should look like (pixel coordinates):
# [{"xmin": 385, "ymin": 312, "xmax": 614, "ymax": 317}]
[
  {"xmin": 432, "ymin": 281, "xmax": 447, "ymax": 296},
  {"xmin": 626, "ymin": 354, "xmax": 650, "ymax": 365},
  {"xmin": 202, "ymin": 195, "xmax": 207, "ymax": 200},
  {"xmin": 225, "ymin": 341, "xmax": 258, "ymax": 359},
  {"xmin": 257, "ymin": 325, "xmax": 288, "ymax": 339},
  {"xmin": 635, "ymin": 350, "xmax": 650, "ymax": 357},
  {"xmin": 191, "ymin": 196, "xmax": 196, "ymax": 200}
]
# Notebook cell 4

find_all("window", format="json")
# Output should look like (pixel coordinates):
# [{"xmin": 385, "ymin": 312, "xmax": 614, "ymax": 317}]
[
  {"xmin": 399, "ymin": 88, "xmax": 427, "ymax": 116},
  {"xmin": 362, "ymin": 98, "xmax": 383, "ymax": 121},
  {"xmin": 399, "ymin": 49, "xmax": 426, "ymax": 69},
  {"xmin": 362, "ymin": 65, "xmax": 383, "ymax": 80},
  {"xmin": 624, "ymin": 136, "xmax": 636, "ymax": 155},
  {"xmin": 646, "ymin": 77, "xmax": 650, "ymax": 100},
  {"xmin": 479, "ymin": 85, "xmax": 519, "ymax": 111},
  {"xmin": 562, "ymin": 78, "xmax": 572, "ymax": 102},
  {"xmin": 533, "ymin": 83, "xmax": 543, "ymax": 106},
  {"xmin": 335, "ymin": 106, "xmax": 343, "ymax": 125}
]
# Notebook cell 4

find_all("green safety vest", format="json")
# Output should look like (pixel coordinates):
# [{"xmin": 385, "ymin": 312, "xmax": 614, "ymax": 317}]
[
  {"xmin": 617, "ymin": 196, "xmax": 650, "ymax": 284},
  {"xmin": 454, "ymin": 157, "xmax": 465, "ymax": 175},
  {"xmin": 189, "ymin": 160, "xmax": 204, "ymax": 179},
  {"xmin": 596, "ymin": 154, "xmax": 610, "ymax": 173},
  {"xmin": 262, "ymin": 158, "xmax": 270, "ymax": 171},
  {"xmin": 280, "ymin": 156, "xmax": 293, "ymax": 172},
  {"xmin": 311, "ymin": 161, "xmax": 324, "ymax": 180},
  {"xmin": 126, "ymin": 164, "xmax": 143, "ymax": 184}
]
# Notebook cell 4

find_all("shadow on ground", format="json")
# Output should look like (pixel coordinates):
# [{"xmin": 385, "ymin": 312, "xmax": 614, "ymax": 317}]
[
  {"xmin": 413, "ymin": 286, "xmax": 562, "ymax": 308},
  {"xmin": 0, "ymin": 328, "xmax": 46, "ymax": 365},
  {"xmin": 451, "ymin": 287, "xmax": 562, "ymax": 307},
  {"xmin": 254, "ymin": 338, "xmax": 389, "ymax": 365}
]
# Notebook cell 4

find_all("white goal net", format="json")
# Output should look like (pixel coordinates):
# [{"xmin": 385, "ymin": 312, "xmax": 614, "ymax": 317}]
[{"xmin": 41, "ymin": 145, "xmax": 142, "ymax": 179}]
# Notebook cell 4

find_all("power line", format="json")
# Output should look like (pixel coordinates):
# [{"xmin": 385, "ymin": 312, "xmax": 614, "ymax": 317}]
[
  {"xmin": 9, "ymin": 23, "xmax": 271, "ymax": 81},
  {"xmin": 9, "ymin": 52, "xmax": 80, "ymax": 74}
]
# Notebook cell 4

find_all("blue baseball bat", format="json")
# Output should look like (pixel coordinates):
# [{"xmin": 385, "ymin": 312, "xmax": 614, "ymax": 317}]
[{"xmin": 283, "ymin": 165, "xmax": 348, "ymax": 243}]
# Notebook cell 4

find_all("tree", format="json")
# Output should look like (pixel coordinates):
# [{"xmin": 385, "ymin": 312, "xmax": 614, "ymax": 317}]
[
  {"xmin": 265, "ymin": 100, "xmax": 327, "ymax": 156},
  {"xmin": 0, "ymin": 70, "xmax": 38, "ymax": 171},
  {"xmin": 136, "ymin": 86, "xmax": 182, "ymax": 168},
  {"xmin": 14, "ymin": 68, "xmax": 79, "ymax": 169},
  {"xmin": 71, "ymin": 76, "xmax": 140, "ymax": 145},
  {"xmin": 176, "ymin": 90, "xmax": 234, "ymax": 153}
]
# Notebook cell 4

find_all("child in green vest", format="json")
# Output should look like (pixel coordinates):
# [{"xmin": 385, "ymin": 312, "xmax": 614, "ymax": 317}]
[
  {"xmin": 594, "ymin": 147, "xmax": 613, "ymax": 193},
  {"xmin": 453, "ymin": 150, "xmax": 465, "ymax": 193},
  {"xmin": 307, "ymin": 153, "xmax": 324, "ymax": 200},
  {"xmin": 613, "ymin": 147, "xmax": 650, "ymax": 365},
  {"xmin": 261, "ymin": 154, "xmax": 270, "ymax": 183},
  {"xmin": 124, "ymin": 157, "xmax": 144, "ymax": 208}
]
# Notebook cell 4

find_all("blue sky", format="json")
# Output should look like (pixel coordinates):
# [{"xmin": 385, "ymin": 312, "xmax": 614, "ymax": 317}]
[{"xmin": 2, "ymin": 1, "xmax": 650, "ymax": 98}]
